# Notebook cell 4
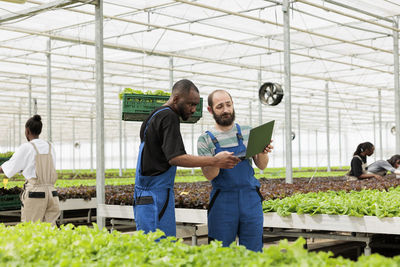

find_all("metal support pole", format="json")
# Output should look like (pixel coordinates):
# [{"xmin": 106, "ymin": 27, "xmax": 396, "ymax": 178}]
[
  {"xmin": 325, "ymin": 83, "xmax": 331, "ymax": 172},
  {"xmin": 258, "ymin": 69, "xmax": 263, "ymax": 174},
  {"xmin": 394, "ymin": 17, "xmax": 400, "ymax": 153},
  {"xmin": 191, "ymin": 124, "xmax": 195, "ymax": 175},
  {"xmin": 386, "ymin": 122, "xmax": 390, "ymax": 157},
  {"xmin": 72, "ymin": 117, "xmax": 75, "ymax": 173},
  {"xmin": 378, "ymin": 89, "xmax": 383, "ymax": 159},
  {"xmin": 28, "ymin": 77, "xmax": 32, "ymax": 117},
  {"xmin": 373, "ymin": 114, "xmax": 377, "ymax": 161},
  {"xmin": 282, "ymin": 127, "xmax": 285, "ymax": 167},
  {"xmin": 124, "ymin": 121, "xmax": 127, "ymax": 171},
  {"xmin": 90, "ymin": 117, "xmax": 94, "ymax": 172},
  {"xmin": 33, "ymin": 98, "xmax": 37, "ymax": 115},
  {"xmin": 308, "ymin": 129, "xmax": 311, "ymax": 167},
  {"xmin": 95, "ymin": 0, "xmax": 106, "ymax": 229},
  {"xmin": 79, "ymin": 137, "xmax": 81, "ymax": 170},
  {"xmin": 344, "ymin": 130, "xmax": 348, "ymax": 165},
  {"xmin": 338, "ymin": 111, "xmax": 342, "ymax": 168},
  {"xmin": 60, "ymin": 124, "xmax": 62, "ymax": 171},
  {"xmin": 315, "ymin": 130, "xmax": 318, "ymax": 168},
  {"xmin": 169, "ymin": 57, "xmax": 173, "ymax": 90},
  {"xmin": 298, "ymin": 107, "xmax": 301, "ymax": 169},
  {"xmin": 283, "ymin": 0, "xmax": 293, "ymax": 183},
  {"xmin": 12, "ymin": 114, "xmax": 15, "ymax": 151},
  {"xmin": 111, "ymin": 138, "xmax": 113, "ymax": 168},
  {"xmin": 46, "ymin": 38, "xmax": 52, "ymax": 142},
  {"xmin": 119, "ymin": 99, "xmax": 122, "ymax": 177}
]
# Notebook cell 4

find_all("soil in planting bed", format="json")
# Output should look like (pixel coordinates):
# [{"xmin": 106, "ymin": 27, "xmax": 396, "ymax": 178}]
[{"xmin": 2, "ymin": 176, "xmax": 400, "ymax": 210}]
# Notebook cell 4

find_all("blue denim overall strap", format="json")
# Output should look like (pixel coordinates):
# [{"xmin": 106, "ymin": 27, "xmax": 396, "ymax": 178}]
[
  {"xmin": 206, "ymin": 123, "xmax": 263, "ymax": 252},
  {"xmin": 134, "ymin": 106, "xmax": 177, "ymax": 237},
  {"xmin": 205, "ymin": 123, "xmax": 260, "ymax": 189}
]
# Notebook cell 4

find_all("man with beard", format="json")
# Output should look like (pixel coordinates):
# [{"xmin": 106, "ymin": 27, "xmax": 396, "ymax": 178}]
[
  {"xmin": 197, "ymin": 89, "xmax": 273, "ymax": 252},
  {"xmin": 134, "ymin": 80, "xmax": 240, "ymax": 238}
]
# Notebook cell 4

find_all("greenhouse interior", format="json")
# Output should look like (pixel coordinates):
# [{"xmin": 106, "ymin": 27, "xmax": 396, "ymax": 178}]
[{"xmin": 1, "ymin": 0, "xmax": 400, "ymax": 265}]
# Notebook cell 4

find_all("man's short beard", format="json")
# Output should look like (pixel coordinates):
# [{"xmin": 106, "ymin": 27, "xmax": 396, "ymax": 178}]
[
  {"xmin": 212, "ymin": 109, "xmax": 235, "ymax": 126},
  {"xmin": 177, "ymin": 102, "xmax": 189, "ymax": 121}
]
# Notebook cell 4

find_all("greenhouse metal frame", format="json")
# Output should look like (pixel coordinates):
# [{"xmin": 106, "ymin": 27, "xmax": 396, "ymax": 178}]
[{"xmin": 1, "ymin": 0, "xmax": 400, "ymax": 227}]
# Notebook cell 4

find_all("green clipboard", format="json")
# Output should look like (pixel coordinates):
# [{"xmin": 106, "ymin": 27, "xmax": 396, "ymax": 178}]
[{"xmin": 237, "ymin": 120, "xmax": 275, "ymax": 159}]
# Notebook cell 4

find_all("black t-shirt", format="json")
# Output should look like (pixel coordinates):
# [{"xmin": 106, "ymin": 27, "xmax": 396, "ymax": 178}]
[
  {"xmin": 349, "ymin": 155, "xmax": 366, "ymax": 177},
  {"xmin": 139, "ymin": 106, "xmax": 186, "ymax": 176}
]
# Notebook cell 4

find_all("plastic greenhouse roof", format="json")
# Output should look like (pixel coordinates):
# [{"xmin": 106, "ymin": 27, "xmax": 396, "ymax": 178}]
[{"xmin": 0, "ymin": 0, "xmax": 400, "ymax": 147}]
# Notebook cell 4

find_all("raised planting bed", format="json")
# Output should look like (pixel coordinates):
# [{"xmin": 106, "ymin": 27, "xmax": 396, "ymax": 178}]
[
  {"xmin": 5, "ymin": 177, "xmax": 400, "ymax": 213},
  {"xmin": 0, "ymin": 187, "xmax": 96, "ymax": 212},
  {"xmin": 262, "ymin": 187, "xmax": 400, "ymax": 217},
  {"xmin": 44, "ymin": 177, "xmax": 400, "ymax": 210},
  {"xmin": 263, "ymin": 212, "xmax": 400, "ymax": 235}
]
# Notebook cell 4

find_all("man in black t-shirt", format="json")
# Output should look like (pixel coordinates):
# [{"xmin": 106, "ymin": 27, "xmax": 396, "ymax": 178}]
[
  {"xmin": 139, "ymin": 105, "xmax": 186, "ymax": 176},
  {"xmin": 134, "ymin": 79, "xmax": 240, "ymax": 237}
]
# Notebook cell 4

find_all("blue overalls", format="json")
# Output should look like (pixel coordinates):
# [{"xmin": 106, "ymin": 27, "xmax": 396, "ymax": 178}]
[
  {"xmin": 206, "ymin": 124, "xmax": 264, "ymax": 252},
  {"xmin": 134, "ymin": 107, "xmax": 177, "ymax": 237}
]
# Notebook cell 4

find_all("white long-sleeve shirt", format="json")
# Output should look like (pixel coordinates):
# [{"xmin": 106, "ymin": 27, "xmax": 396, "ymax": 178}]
[{"xmin": 1, "ymin": 139, "xmax": 56, "ymax": 180}]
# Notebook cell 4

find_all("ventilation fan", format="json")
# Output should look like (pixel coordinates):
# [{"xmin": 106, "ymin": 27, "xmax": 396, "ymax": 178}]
[{"xmin": 259, "ymin": 82, "xmax": 284, "ymax": 106}]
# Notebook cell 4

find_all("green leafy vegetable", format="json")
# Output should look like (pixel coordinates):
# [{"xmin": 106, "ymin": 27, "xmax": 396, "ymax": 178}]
[
  {"xmin": 1, "ymin": 222, "xmax": 398, "ymax": 266},
  {"xmin": 0, "ymin": 152, "xmax": 14, "ymax": 158},
  {"xmin": 119, "ymin": 88, "xmax": 170, "ymax": 100},
  {"xmin": 263, "ymin": 187, "xmax": 400, "ymax": 218}
]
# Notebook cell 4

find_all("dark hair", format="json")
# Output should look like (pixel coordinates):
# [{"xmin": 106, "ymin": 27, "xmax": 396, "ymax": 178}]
[
  {"xmin": 207, "ymin": 90, "xmax": 233, "ymax": 107},
  {"xmin": 388, "ymin": 154, "xmax": 400, "ymax": 167},
  {"xmin": 353, "ymin": 142, "xmax": 374, "ymax": 156},
  {"xmin": 25, "ymin": 115, "xmax": 42, "ymax": 135},
  {"xmin": 172, "ymin": 79, "xmax": 198, "ymax": 95}
]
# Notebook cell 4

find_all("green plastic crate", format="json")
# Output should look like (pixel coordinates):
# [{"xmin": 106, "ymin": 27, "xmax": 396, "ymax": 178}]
[
  {"xmin": 0, "ymin": 157, "xmax": 10, "ymax": 165},
  {"xmin": 0, "ymin": 194, "xmax": 21, "ymax": 211},
  {"xmin": 122, "ymin": 94, "xmax": 203, "ymax": 123}
]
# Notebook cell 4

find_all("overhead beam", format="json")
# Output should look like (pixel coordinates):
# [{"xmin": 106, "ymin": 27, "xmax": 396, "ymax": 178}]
[
  {"xmin": 174, "ymin": 0, "xmax": 393, "ymax": 54},
  {"xmin": 322, "ymin": 0, "xmax": 393, "ymax": 23},
  {"xmin": 1, "ymin": 2, "xmax": 394, "ymax": 80},
  {"xmin": 0, "ymin": 25, "xmax": 391, "ymax": 90},
  {"xmin": 297, "ymin": 0, "xmax": 396, "ymax": 32},
  {"xmin": 0, "ymin": 0, "xmax": 80, "ymax": 24}
]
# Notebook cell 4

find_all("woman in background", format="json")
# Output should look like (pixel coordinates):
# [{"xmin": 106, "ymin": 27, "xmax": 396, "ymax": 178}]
[
  {"xmin": 0, "ymin": 115, "xmax": 59, "ymax": 225},
  {"xmin": 367, "ymin": 154, "xmax": 400, "ymax": 178},
  {"xmin": 346, "ymin": 142, "xmax": 383, "ymax": 181}
]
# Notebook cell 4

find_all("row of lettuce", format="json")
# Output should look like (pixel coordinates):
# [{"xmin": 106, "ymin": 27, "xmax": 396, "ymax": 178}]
[
  {"xmin": 262, "ymin": 187, "xmax": 400, "ymax": 218},
  {"xmin": 0, "ymin": 167, "xmax": 348, "ymax": 181},
  {"xmin": 0, "ymin": 222, "xmax": 398, "ymax": 266},
  {"xmin": 3, "ymin": 172, "xmax": 347, "ymax": 188},
  {"xmin": 3, "ymin": 178, "xmax": 400, "ymax": 218}
]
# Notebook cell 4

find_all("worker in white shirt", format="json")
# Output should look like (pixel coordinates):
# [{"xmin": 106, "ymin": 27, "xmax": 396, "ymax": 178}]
[{"xmin": 0, "ymin": 115, "xmax": 60, "ymax": 225}]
